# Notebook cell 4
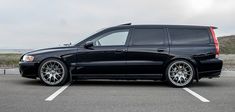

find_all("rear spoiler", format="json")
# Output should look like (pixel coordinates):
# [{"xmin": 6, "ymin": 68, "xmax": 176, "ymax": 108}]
[{"xmin": 210, "ymin": 26, "xmax": 218, "ymax": 29}]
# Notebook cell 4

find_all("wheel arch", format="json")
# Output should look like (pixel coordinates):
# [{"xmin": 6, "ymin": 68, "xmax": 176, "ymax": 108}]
[
  {"xmin": 162, "ymin": 57, "xmax": 199, "ymax": 82},
  {"xmin": 37, "ymin": 57, "xmax": 70, "ymax": 77}
]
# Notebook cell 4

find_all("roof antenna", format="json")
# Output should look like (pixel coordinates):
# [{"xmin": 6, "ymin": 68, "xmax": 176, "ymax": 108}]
[{"xmin": 119, "ymin": 23, "xmax": 132, "ymax": 25}]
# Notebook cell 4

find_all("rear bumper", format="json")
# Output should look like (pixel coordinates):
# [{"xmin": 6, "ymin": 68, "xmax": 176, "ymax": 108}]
[
  {"xmin": 19, "ymin": 62, "xmax": 39, "ymax": 79},
  {"xmin": 199, "ymin": 70, "xmax": 221, "ymax": 78},
  {"xmin": 198, "ymin": 58, "xmax": 223, "ymax": 78}
]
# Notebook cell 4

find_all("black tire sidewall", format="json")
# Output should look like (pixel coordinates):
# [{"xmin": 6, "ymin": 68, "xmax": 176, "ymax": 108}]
[
  {"xmin": 38, "ymin": 58, "xmax": 69, "ymax": 86},
  {"xmin": 165, "ymin": 60, "xmax": 195, "ymax": 87}
]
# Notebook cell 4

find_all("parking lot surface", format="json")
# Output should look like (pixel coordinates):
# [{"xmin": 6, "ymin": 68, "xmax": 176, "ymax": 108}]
[{"xmin": 0, "ymin": 72, "xmax": 235, "ymax": 112}]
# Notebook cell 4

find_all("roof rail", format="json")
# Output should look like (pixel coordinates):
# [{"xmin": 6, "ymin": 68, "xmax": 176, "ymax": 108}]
[{"xmin": 119, "ymin": 23, "xmax": 132, "ymax": 26}]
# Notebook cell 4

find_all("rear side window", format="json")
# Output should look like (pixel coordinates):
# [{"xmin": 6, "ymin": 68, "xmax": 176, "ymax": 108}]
[
  {"xmin": 131, "ymin": 28, "xmax": 165, "ymax": 45},
  {"xmin": 169, "ymin": 28, "xmax": 210, "ymax": 45}
]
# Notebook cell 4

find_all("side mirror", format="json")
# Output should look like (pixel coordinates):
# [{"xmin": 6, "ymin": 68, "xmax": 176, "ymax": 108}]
[{"xmin": 84, "ymin": 41, "xmax": 94, "ymax": 48}]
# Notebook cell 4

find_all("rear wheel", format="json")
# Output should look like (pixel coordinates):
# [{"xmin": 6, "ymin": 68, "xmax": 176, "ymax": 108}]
[
  {"xmin": 39, "ymin": 59, "xmax": 68, "ymax": 86},
  {"xmin": 166, "ymin": 60, "xmax": 195, "ymax": 87}
]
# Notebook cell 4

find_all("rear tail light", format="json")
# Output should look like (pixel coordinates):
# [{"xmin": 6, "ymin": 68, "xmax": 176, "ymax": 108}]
[{"xmin": 210, "ymin": 27, "xmax": 219, "ymax": 58}]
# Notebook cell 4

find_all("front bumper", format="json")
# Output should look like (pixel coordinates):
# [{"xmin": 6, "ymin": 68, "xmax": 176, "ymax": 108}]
[{"xmin": 19, "ymin": 62, "xmax": 39, "ymax": 79}]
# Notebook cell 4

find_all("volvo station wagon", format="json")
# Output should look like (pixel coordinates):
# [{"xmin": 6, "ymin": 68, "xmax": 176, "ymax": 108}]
[{"xmin": 19, "ymin": 23, "xmax": 223, "ymax": 87}]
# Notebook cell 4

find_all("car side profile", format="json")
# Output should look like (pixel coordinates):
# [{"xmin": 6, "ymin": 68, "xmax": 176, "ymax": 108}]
[{"xmin": 19, "ymin": 23, "xmax": 223, "ymax": 87}]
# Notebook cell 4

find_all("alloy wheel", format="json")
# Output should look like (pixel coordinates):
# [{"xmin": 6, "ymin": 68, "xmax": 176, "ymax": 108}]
[
  {"xmin": 40, "ymin": 60, "xmax": 65, "ymax": 85},
  {"xmin": 168, "ymin": 61, "xmax": 194, "ymax": 87}
]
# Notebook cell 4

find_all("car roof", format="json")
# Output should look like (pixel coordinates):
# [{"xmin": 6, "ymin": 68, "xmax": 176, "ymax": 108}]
[{"xmin": 110, "ymin": 24, "xmax": 215, "ymax": 29}]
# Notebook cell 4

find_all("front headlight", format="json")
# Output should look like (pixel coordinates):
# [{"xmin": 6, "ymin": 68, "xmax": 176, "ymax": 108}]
[{"xmin": 22, "ymin": 55, "xmax": 34, "ymax": 62}]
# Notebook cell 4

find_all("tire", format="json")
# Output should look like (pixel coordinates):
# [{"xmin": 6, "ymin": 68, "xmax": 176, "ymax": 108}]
[
  {"xmin": 165, "ymin": 60, "xmax": 195, "ymax": 87},
  {"xmin": 38, "ymin": 58, "xmax": 69, "ymax": 86}
]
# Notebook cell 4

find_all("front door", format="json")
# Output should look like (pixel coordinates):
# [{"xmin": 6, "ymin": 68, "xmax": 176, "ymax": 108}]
[{"xmin": 74, "ymin": 29, "xmax": 130, "ymax": 77}]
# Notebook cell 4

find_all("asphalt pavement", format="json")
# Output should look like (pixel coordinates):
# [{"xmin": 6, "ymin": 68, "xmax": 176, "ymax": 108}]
[{"xmin": 0, "ymin": 72, "xmax": 235, "ymax": 112}]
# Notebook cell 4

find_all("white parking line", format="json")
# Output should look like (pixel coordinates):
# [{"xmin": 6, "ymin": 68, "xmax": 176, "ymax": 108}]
[
  {"xmin": 183, "ymin": 88, "xmax": 210, "ymax": 102},
  {"xmin": 45, "ymin": 83, "xmax": 71, "ymax": 101}
]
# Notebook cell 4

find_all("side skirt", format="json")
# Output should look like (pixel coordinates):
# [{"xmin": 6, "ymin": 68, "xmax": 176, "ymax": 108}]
[{"xmin": 71, "ymin": 74, "xmax": 163, "ymax": 80}]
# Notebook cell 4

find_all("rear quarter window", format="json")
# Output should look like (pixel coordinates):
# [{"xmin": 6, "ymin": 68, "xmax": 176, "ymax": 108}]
[{"xmin": 169, "ymin": 28, "xmax": 210, "ymax": 45}]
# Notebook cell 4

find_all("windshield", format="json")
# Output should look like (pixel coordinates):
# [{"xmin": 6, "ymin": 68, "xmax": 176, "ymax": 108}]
[{"xmin": 72, "ymin": 28, "xmax": 106, "ymax": 46}]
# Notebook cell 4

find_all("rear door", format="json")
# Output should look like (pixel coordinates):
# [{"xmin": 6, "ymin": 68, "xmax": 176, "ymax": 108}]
[{"xmin": 126, "ymin": 27, "xmax": 170, "ymax": 75}]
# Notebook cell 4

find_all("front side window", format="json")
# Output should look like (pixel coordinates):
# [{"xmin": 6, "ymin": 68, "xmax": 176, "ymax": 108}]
[{"xmin": 92, "ymin": 30, "xmax": 129, "ymax": 46}]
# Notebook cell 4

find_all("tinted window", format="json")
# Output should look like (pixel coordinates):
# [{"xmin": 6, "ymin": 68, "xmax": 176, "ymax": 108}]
[
  {"xmin": 92, "ymin": 30, "xmax": 129, "ymax": 46},
  {"xmin": 169, "ymin": 28, "xmax": 210, "ymax": 45},
  {"xmin": 132, "ymin": 29, "xmax": 165, "ymax": 45}
]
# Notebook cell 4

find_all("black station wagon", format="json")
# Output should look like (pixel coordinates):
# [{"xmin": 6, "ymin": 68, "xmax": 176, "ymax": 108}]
[{"xmin": 19, "ymin": 23, "xmax": 223, "ymax": 87}]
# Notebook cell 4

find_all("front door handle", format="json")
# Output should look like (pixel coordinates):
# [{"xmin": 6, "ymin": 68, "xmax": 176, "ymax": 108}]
[{"xmin": 157, "ymin": 49, "xmax": 165, "ymax": 52}]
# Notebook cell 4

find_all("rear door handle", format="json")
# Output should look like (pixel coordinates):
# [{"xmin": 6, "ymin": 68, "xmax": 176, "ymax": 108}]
[
  {"xmin": 115, "ymin": 49, "xmax": 126, "ymax": 52},
  {"xmin": 114, "ymin": 49, "xmax": 126, "ymax": 54}
]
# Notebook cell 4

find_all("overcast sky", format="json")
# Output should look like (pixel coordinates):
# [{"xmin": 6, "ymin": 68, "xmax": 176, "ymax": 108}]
[{"xmin": 0, "ymin": 0, "xmax": 234, "ymax": 49}]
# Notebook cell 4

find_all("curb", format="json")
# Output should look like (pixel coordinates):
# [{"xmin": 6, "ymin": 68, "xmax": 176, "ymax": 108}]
[
  {"xmin": 221, "ymin": 71, "xmax": 235, "ymax": 77},
  {"xmin": 0, "ymin": 68, "xmax": 235, "ymax": 76},
  {"xmin": 0, "ymin": 68, "xmax": 19, "ymax": 75}
]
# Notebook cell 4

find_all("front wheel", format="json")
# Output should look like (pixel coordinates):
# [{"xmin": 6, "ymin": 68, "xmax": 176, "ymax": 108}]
[
  {"xmin": 38, "ymin": 59, "xmax": 68, "ymax": 86},
  {"xmin": 166, "ymin": 60, "xmax": 195, "ymax": 87}
]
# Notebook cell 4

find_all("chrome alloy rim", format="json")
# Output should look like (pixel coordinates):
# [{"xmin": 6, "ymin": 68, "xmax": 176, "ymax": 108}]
[
  {"xmin": 168, "ymin": 61, "xmax": 193, "ymax": 86},
  {"xmin": 40, "ymin": 60, "xmax": 65, "ymax": 85}
]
